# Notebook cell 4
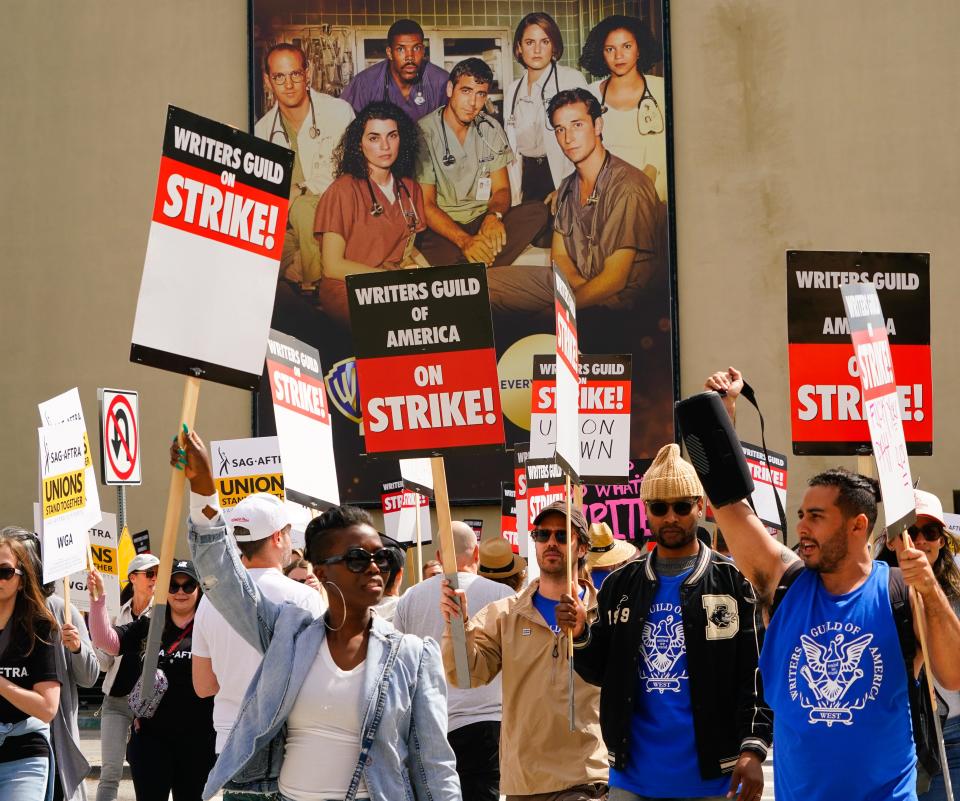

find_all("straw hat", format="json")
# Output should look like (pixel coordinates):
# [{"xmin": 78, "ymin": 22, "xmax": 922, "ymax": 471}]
[
  {"xmin": 639, "ymin": 443, "xmax": 704, "ymax": 501},
  {"xmin": 587, "ymin": 522, "xmax": 639, "ymax": 569},
  {"xmin": 479, "ymin": 538, "xmax": 526, "ymax": 580}
]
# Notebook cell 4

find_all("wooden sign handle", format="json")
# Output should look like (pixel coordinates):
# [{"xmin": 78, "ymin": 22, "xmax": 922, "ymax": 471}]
[
  {"xmin": 415, "ymin": 493, "xmax": 424, "ymax": 584},
  {"xmin": 138, "ymin": 377, "xmax": 201, "ymax": 700},
  {"xmin": 431, "ymin": 456, "xmax": 471, "ymax": 689},
  {"xmin": 565, "ymin": 472, "xmax": 576, "ymax": 730}
]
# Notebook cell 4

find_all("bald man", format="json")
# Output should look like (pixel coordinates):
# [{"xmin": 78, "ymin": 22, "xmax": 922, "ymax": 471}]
[{"xmin": 395, "ymin": 522, "xmax": 514, "ymax": 801}]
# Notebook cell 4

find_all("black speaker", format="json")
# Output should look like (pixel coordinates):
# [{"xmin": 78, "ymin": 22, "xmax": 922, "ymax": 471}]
[{"xmin": 675, "ymin": 391, "xmax": 755, "ymax": 507}]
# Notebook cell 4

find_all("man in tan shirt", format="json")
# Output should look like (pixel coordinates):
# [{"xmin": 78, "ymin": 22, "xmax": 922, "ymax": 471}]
[{"xmin": 440, "ymin": 500, "xmax": 608, "ymax": 801}]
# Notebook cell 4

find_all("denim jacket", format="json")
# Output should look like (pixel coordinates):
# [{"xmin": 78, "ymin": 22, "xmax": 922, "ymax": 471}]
[{"xmin": 188, "ymin": 514, "xmax": 461, "ymax": 801}]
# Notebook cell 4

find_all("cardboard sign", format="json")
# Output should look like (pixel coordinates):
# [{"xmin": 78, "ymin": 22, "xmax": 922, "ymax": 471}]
[
  {"xmin": 130, "ymin": 106, "xmax": 294, "ymax": 389},
  {"xmin": 500, "ymin": 483, "xmax": 519, "ymax": 551},
  {"xmin": 741, "ymin": 442, "xmax": 788, "ymax": 534},
  {"xmin": 346, "ymin": 263, "xmax": 504, "ymax": 457},
  {"xmin": 38, "ymin": 422, "xmax": 94, "ymax": 584},
  {"xmin": 98, "ymin": 389, "xmax": 142, "ymax": 485},
  {"xmin": 787, "ymin": 251, "xmax": 931, "ymax": 455},
  {"xmin": 38, "ymin": 389, "xmax": 101, "ymax": 530},
  {"xmin": 381, "ymin": 481, "xmax": 432, "ymax": 545},
  {"xmin": 53, "ymin": 513, "xmax": 121, "ymax": 619},
  {"xmin": 525, "ymin": 458, "xmax": 568, "ymax": 522},
  {"xmin": 553, "ymin": 268, "xmax": 580, "ymax": 480},
  {"xmin": 513, "ymin": 444, "xmax": 530, "ymax": 558},
  {"xmin": 841, "ymin": 283, "xmax": 916, "ymax": 534},
  {"xmin": 400, "ymin": 458, "xmax": 434, "ymax": 497},
  {"xmin": 266, "ymin": 330, "xmax": 339, "ymax": 508},
  {"xmin": 211, "ymin": 436, "xmax": 284, "ymax": 507},
  {"xmin": 582, "ymin": 459, "xmax": 649, "ymax": 541}
]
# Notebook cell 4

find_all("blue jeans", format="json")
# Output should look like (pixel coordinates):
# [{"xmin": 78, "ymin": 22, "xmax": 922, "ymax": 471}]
[
  {"xmin": 0, "ymin": 755, "xmax": 50, "ymax": 801},
  {"xmin": 609, "ymin": 789, "xmax": 727, "ymax": 801},
  {"xmin": 919, "ymin": 716, "xmax": 960, "ymax": 801}
]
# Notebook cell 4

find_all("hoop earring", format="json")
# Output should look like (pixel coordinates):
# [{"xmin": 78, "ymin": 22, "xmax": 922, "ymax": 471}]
[{"xmin": 322, "ymin": 581, "xmax": 348, "ymax": 632}]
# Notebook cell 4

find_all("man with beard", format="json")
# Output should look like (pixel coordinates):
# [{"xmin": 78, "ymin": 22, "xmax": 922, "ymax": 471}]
[
  {"xmin": 439, "ymin": 501, "xmax": 608, "ymax": 801},
  {"xmin": 703, "ymin": 366, "xmax": 960, "ymax": 801},
  {"xmin": 559, "ymin": 444, "xmax": 770, "ymax": 801}
]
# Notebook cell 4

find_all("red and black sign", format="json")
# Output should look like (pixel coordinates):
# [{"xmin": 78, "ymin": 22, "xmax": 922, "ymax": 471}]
[
  {"xmin": 500, "ymin": 483, "xmax": 519, "ymax": 552},
  {"xmin": 346, "ymin": 264, "xmax": 505, "ymax": 458},
  {"xmin": 786, "ymin": 251, "xmax": 931, "ymax": 455},
  {"xmin": 525, "ymin": 458, "xmax": 568, "ymax": 522}
]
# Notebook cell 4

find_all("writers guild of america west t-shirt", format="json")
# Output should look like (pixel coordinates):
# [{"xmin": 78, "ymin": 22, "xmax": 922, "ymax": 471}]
[
  {"xmin": 611, "ymin": 571, "xmax": 730, "ymax": 797},
  {"xmin": 0, "ymin": 621, "xmax": 60, "ymax": 762},
  {"xmin": 759, "ymin": 560, "xmax": 917, "ymax": 801}
]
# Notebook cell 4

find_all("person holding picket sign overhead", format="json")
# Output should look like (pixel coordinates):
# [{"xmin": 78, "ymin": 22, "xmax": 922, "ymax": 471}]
[{"xmin": 177, "ymin": 428, "xmax": 461, "ymax": 801}]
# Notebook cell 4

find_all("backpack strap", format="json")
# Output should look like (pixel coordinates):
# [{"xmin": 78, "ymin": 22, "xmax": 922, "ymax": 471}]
[{"xmin": 769, "ymin": 561, "xmax": 805, "ymax": 619}]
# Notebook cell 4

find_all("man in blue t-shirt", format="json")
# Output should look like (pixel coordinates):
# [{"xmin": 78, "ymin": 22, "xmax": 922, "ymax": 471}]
[
  {"xmin": 704, "ymin": 366, "xmax": 960, "ymax": 801},
  {"xmin": 560, "ymin": 444, "xmax": 771, "ymax": 801}
]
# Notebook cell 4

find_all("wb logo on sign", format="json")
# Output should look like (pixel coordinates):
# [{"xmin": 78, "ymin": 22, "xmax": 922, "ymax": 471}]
[{"xmin": 325, "ymin": 358, "xmax": 362, "ymax": 424}]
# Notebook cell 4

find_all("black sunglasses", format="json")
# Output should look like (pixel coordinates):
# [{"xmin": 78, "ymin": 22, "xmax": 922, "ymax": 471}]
[
  {"xmin": 647, "ymin": 500, "xmax": 697, "ymax": 517},
  {"xmin": 132, "ymin": 569, "xmax": 158, "ymax": 580},
  {"xmin": 169, "ymin": 578, "xmax": 199, "ymax": 594},
  {"xmin": 320, "ymin": 547, "xmax": 397, "ymax": 574},
  {"xmin": 530, "ymin": 527, "xmax": 568, "ymax": 544},
  {"xmin": 908, "ymin": 523, "xmax": 945, "ymax": 543},
  {"xmin": 0, "ymin": 566, "xmax": 23, "ymax": 581}
]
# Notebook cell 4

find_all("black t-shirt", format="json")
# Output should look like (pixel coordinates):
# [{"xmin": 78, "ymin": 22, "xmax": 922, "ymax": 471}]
[
  {"xmin": 115, "ymin": 614, "xmax": 214, "ymax": 740},
  {"xmin": 0, "ymin": 620, "xmax": 60, "ymax": 762},
  {"xmin": 108, "ymin": 607, "xmax": 150, "ymax": 698}
]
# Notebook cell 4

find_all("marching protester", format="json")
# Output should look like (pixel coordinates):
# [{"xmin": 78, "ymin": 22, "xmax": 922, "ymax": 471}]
[
  {"xmin": 478, "ymin": 537, "xmax": 527, "ymax": 592},
  {"xmin": 373, "ymin": 536, "xmax": 406, "ymax": 623},
  {"xmin": 284, "ymin": 556, "xmax": 324, "ymax": 595},
  {"xmin": 395, "ymin": 522, "xmax": 516, "ymax": 801},
  {"xmin": 5, "ymin": 529, "xmax": 100, "ymax": 801},
  {"xmin": 190, "ymin": 493, "xmax": 324, "ymax": 795},
  {"xmin": 0, "ymin": 531, "xmax": 62, "ymax": 801},
  {"xmin": 440, "ymin": 500, "xmax": 608, "ymax": 801},
  {"xmin": 313, "ymin": 100, "xmax": 427, "ymax": 325},
  {"xmin": 341, "ymin": 19, "xmax": 449, "ymax": 122},
  {"xmin": 504, "ymin": 14, "xmax": 586, "ymax": 214},
  {"xmin": 415, "ymin": 57, "xmax": 548, "ymax": 267},
  {"xmin": 704, "ymin": 366, "xmax": 960, "ymax": 801},
  {"xmin": 88, "ymin": 560, "xmax": 215, "ymax": 801},
  {"xmin": 254, "ymin": 42, "xmax": 354, "ymax": 292},
  {"xmin": 558, "ymin": 446, "xmax": 770, "ymax": 801},
  {"xmin": 580, "ymin": 15, "xmax": 668, "ymax": 202},
  {"xmin": 92, "ymin": 553, "xmax": 157, "ymax": 801},
  {"xmin": 584, "ymin": 522, "xmax": 639, "ymax": 589},
  {"xmin": 179, "ymin": 429, "xmax": 461, "ymax": 801}
]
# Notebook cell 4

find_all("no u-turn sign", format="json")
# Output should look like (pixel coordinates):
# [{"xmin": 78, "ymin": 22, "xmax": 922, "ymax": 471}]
[{"xmin": 98, "ymin": 389, "xmax": 142, "ymax": 485}]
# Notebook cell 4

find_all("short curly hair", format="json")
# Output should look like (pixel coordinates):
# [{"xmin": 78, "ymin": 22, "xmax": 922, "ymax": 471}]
[
  {"xmin": 305, "ymin": 505, "xmax": 376, "ymax": 563},
  {"xmin": 334, "ymin": 101, "xmax": 419, "ymax": 181},
  {"xmin": 579, "ymin": 15, "xmax": 663, "ymax": 79}
]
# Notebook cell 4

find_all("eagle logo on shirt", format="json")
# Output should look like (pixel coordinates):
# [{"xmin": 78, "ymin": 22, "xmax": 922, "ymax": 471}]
[{"xmin": 640, "ymin": 609, "xmax": 687, "ymax": 693}]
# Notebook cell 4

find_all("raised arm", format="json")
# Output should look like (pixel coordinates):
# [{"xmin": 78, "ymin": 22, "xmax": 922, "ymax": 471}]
[{"xmin": 65, "ymin": 601, "xmax": 100, "ymax": 688}]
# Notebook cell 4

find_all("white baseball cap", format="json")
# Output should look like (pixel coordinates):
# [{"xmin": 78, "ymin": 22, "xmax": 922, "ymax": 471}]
[
  {"xmin": 226, "ymin": 494, "xmax": 292, "ymax": 542},
  {"xmin": 914, "ymin": 490, "xmax": 946, "ymax": 527}
]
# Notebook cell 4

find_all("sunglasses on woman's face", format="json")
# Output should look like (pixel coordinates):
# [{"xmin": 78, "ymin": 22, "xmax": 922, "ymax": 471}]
[
  {"xmin": 169, "ymin": 578, "xmax": 199, "ymax": 595},
  {"xmin": 908, "ymin": 523, "xmax": 945, "ymax": 543},
  {"xmin": 319, "ymin": 547, "xmax": 397, "ymax": 574},
  {"xmin": 646, "ymin": 500, "xmax": 697, "ymax": 517},
  {"xmin": 133, "ymin": 569, "xmax": 158, "ymax": 580},
  {"xmin": 0, "ymin": 566, "xmax": 23, "ymax": 581}
]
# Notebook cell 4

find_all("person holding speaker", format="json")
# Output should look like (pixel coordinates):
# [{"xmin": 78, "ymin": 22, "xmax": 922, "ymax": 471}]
[
  {"xmin": 558, "ymin": 444, "xmax": 769, "ymax": 801},
  {"xmin": 702, "ymin": 366, "xmax": 960, "ymax": 801}
]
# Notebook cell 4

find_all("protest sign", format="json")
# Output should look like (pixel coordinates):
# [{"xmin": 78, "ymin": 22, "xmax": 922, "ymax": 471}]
[
  {"xmin": 400, "ymin": 458, "xmax": 434, "ymax": 498},
  {"xmin": 211, "ymin": 436, "xmax": 284, "ymax": 507},
  {"xmin": 500, "ymin": 484, "xmax": 519, "ymax": 551},
  {"xmin": 131, "ymin": 106, "xmax": 294, "ymax": 389},
  {"xmin": 841, "ymin": 283, "xmax": 916, "ymax": 534},
  {"xmin": 39, "ymin": 388, "xmax": 101, "ymax": 530},
  {"xmin": 553, "ymin": 269, "xmax": 579, "ymax": 481},
  {"xmin": 265, "ymin": 330, "xmax": 339, "ymax": 508},
  {"xmin": 525, "ymin": 458, "xmax": 568, "ymax": 522},
  {"xmin": 741, "ymin": 442, "xmax": 788, "ymax": 535},
  {"xmin": 52, "ymin": 513, "xmax": 121, "ymax": 619},
  {"xmin": 346, "ymin": 263, "xmax": 505, "ymax": 457},
  {"xmin": 581, "ymin": 459, "xmax": 650, "ymax": 542},
  {"xmin": 98, "ymin": 389, "xmax": 142, "ymax": 486},
  {"xmin": 462, "ymin": 519, "xmax": 484, "ymax": 540},
  {"xmin": 131, "ymin": 530, "xmax": 151, "ymax": 555},
  {"xmin": 381, "ymin": 481, "xmax": 432, "ymax": 546},
  {"xmin": 944, "ymin": 513, "xmax": 960, "ymax": 540},
  {"xmin": 529, "ymin": 356, "xmax": 555, "ymax": 460},
  {"xmin": 787, "ymin": 251, "xmax": 931, "ymax": 455},
  {"xmin": 513, "ymin": 444, "xmax": 531, "ymax": 559},
  {"xmin": 38, "ymin": 422, "xmax": 94, "ymax": 584}
]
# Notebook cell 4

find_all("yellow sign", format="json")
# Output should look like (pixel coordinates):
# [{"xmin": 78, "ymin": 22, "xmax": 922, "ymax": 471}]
[
  {"xmin": 216, "ymin": 473, "xmax": 285, "ymax": 507},
  {"xmin": 91, "ymin": 544, "xmax": 118, "ymax": 576},
  {"xmin": 117, "ymin": 526, "xmax": 136, "ymax": 590},
  {"xmin": 42, "ymin": 469, "xmax": 86, "ymax": 519}
]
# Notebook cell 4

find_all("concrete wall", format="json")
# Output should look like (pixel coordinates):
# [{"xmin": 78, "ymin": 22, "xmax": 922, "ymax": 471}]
[{"xmin": 2, "ymin": 1, "xmax": 958, "ymax": 554}]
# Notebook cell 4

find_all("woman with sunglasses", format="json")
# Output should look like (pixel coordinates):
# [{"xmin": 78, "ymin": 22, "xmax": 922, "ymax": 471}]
[
  {"xmin": 88, "ymin": 560, "xmax": 215, "ymax": 801},
  {"xmin": 177, "ymin": 428, "xmax": 460, "ymax": 801},
  {"xmin": 312, "ymin": 100, "xmax": 427, "ymax": 326},
  {"xmin": 580, "ymin": 15, "xmax": 668, "ymax": 203},
  {"xmin": 91, "ymin": 553, "xmax": 157, "ymax": 801},
  {"xmin": 0, "ymin": 532, "xmax": 61, "ymax": 801}
]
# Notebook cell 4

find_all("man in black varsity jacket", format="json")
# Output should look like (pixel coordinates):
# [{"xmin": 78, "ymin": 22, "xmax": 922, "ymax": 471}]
[{"xmin": 558, "ymin": 444, "xmax": 771, "ymax": 801}]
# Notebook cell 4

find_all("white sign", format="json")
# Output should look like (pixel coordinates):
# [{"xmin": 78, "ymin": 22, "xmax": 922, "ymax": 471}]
[
  {"xmin": 400, "ymin": 458, "xmax": 434, "ymax": 497},
  {"xmin": 38, "ymin": 388, "xmax": 102, "ymax": 530},
  {"xmin": 381, "ymin": 481, "xmax": 432, "ymax": 545},
  {"xmin": 38, "ymin": 422, "xmax": 94, "ymax": 583},
  {"xmin": 742, "ymin": 442, "xmax": 788, "ymax": 534},
  {"xmin": 99, "ymin": 389, "xmax": 142, "ymax": 485},
  {"xmin": 52, "ymin": 513, "xmax": 121, "ymax": 619},
  {"xmin": 553, "ymin": 268, "xmax": 580, "ymax": 481}
]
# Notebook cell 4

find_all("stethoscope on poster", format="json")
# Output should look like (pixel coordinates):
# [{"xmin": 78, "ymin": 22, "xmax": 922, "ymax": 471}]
[
  {"xmin": 382, "ymin": 64, "xmax": 427, "ymax": 106},
  {"xmin": 437, "ymin": 107, "xmax": 510, "ymax": 168},
  {"xmin": 364, "ymin": 176, "xmax": 420, "ymax": 231},
  {"xmin": 268, "ymin": 92, "xmax": 321, "ymax": 144},
  {"xmin": 553, "ymin": 151, "xmax": 611, "ymax": 243},
  {"xmin": 600, "ymin": 75, "xmax": 664, "ymax": 135},
  {"xmin": 506, "ymin": 60, "xmax": 561, "ymax": 130}
]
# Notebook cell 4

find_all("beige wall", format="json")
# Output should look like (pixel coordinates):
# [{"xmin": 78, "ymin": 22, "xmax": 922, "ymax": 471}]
[{"xmin": 2, "ymin": 1, "xmax": 958, "ymax": 553}]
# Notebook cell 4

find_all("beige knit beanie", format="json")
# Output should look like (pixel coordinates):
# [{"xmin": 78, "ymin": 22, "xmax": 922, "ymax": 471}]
[{"xmin": 639, "ymin": 443, "xmax": 704, "ymax": 501}]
